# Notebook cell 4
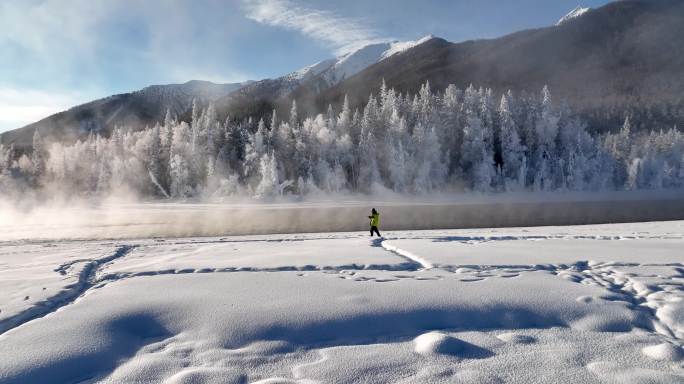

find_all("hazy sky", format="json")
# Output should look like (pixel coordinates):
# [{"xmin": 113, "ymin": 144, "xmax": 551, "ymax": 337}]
[{"xmin": 0, "ymin": 0, "xmax": 613, "ymax": 132}]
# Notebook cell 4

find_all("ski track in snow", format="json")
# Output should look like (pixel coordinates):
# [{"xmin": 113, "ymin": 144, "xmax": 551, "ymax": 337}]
[
  {"xmin": 375, "ymin": 237, "xmax": 684, "ymax": 346},
  {"xmin": 563, "ymin": 261, "xmax": 684, "ymax": 344},
  {"xmin": 442, "ymin": 260, "xmax": 684, "ymax": 346},
  {"xmin": 375, "ymin": 238, "xmax": 434, "ymax": 269},
  {"xmin": 150, "ymin": 234, "xmax": 683, "ymax": 346},
  {"xmin": 0, "ymin": 245, "xmax": 137, "ymax": 336}
]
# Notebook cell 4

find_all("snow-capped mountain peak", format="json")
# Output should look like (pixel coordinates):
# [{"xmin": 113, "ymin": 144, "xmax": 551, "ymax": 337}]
[
  {"xmin": 290, "ymin": 35, "xmax": 437, "ymax": 86},
  {"xmin": 381, "ymin": 35, "xmax": 436, "ymax": 60},
  {"xmin": 556, "ymin": 6, "xmax": 591, "ymax": 26},
  {"xmin": 289, "ymin": 59, "xmax": 337, "ymax": 81}
]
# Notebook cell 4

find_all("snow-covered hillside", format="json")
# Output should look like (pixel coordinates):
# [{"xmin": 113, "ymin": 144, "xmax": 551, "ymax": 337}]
[
  {"xmin": 557, "ymin": 6, "xmax": 591, "ymax": 25},
  {"xmin": 290, "ymin": 35, "xmax": 436, "ymax": 85},
  {"xmin": 0, "ymin": 221, "xmax": 683, "ymax": 383},
  {"xmin": 132, "ymin": 80, "xmax": 252, "ymax": 117}
]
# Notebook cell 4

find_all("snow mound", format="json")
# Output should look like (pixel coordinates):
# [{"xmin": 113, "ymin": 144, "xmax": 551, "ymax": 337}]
[
  {"xmin": 656, "ymin": 301, "xmax": 684, "ymax": 339},
  {"xmin": 556, "ymin": 6, "xmax": 590, "ymax": 26},
  {"xmin": 496, "ymin": 332, "xmax": 536, "ymax": 344},
  {"xmin": 642, "ymin": 343, "xmax": 683, "ymax": 362},
  {"xmin": 413, "ymin": 332, "xmax": 492, "ymax": 359},
  {"xmin": 414, "ymin": 332, "xmax": 466, "ymax": 356},
  {"xmin": 569, "ymin": 312, "xmax": 636, "ymax": 332}
]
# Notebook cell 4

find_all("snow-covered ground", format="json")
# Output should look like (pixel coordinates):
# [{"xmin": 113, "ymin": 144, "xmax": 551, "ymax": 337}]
[{"xmin": 1, "ymin": 221, "xmax": 683, "ymax": 383}]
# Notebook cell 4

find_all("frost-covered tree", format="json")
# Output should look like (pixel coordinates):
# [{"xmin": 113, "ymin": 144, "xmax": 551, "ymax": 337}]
[
  {"xmin": 31, "ymin": 130, "xmax": 48, "ymax": 181},
  {"xmin": 499, "ymin": 94, "xmax": 526, "ymax": 190},
  {"xmin": 604, "ymin": 116, "xmax": 634, "ymax": 187},
  {"xmin": 460, "ymin": 86, "xmax": 495, "ymax": 191},
  {"xmin": 146, "ymin": 125, "xmax": 164, "ymax": 195},
  {"xmin": 388, "ymin": 140, "xmax": 408, "ymax": 192},
  {"xmin": 439, "ymin": 84, "xmax": 463, "ymax": 175},
  {"xmin": 533, "ymin": 86, "xmax": 560, "ymax": 191},
  {"xmin": 255, "ymin": 152, "xmax": 280, "ymax": 197},
  {"xmin": 169, "ymin": 122, "xmax": 193, "ymax": 197},
  {"xmin": 413, "ymin": 125, "xmax": 447, "ymax": 193},
  {"xmin": 357, "ymin": 129, "xmax": 381, "ymax": 192},
  {"xmin": 289, "ymin": 100, "xmax": 299, "ymax": 131},
  {"xmin": 0, "ymin": 144, "xmax": 12, "ymax": 175},
  {"xmin": 169, "ymin": 154, "xmax": 191, "ymax": 197},
  {"xmin": 15, "ymin": 81, "xmax": 684, "ymax": 198}
]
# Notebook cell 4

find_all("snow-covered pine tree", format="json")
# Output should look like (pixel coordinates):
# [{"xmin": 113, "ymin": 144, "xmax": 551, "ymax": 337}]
[
  {"xmin": 533, "ymin": 86, "xmax": 560, "ymax": 191},
  {"xmin": 439, "ymin": 84, "xmax": 463, "ymax": 175},
  {"xmin": 31, "ymin": 130, "xmax": 47, "ymax": 182},
  {"xmin": 244, "ymin": 119, "xmax": 269, "ymax": 182},
  {"xmin": 461, "ymin": 86, "xmax": 495, "ymax": 192},
  {"xmin": 289, "ymin": 100, "xmax": 299, "ymax": 132},
  {"xmin": 499, "ymin": 94, "xmax": 526, "ymax": 191},
  {"xmin": 169, "ymin": 122, "xmax": 193, "ymax": 197},
  {"xmin": 268, "ymin": 110, "xmax": 279, "ymax": 153},
  {"xmin": 255, "ymin": 152, "xmax": 280, "ymax": 197},
  {"xmin": 388, "ymin": 139, "xmax": 408, "ymax": 192},
  {"xmin": 147, "ymin": 124, "xmax": 165, "ymax": 196},
  {"xmin": 0, "ymin": 144, "xmax": 11, "ymax": 175},
  {"xmin": 16, "ymin": 80, "xmax": 684, "ymax": 198}
]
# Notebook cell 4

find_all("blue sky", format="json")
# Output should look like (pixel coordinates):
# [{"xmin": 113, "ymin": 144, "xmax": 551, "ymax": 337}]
[{"xmin": 0, "ymin": 0, "xmax": 612, "ymax": 132}]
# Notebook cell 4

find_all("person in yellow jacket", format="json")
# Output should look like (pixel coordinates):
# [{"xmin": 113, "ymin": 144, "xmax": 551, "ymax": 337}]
[{"xmin": 368, "ymin": 208, "xmax": 381, "ymax": 237}]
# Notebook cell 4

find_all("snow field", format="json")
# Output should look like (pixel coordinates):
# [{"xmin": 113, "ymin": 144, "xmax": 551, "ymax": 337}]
[
  {"xmin": 0, "ymin": 271, "xmax": 668, "ymax": 383},
  {"xmin": 0, "ymin": 221, "xmax": 682, "ymax": 383}
]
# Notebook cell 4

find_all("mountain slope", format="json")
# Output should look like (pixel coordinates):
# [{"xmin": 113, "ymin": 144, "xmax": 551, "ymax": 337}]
[
  {"xmin": 210, "ymin": 36, "xmax": 436, "ymax": 123},
  {"xmin": 305, "ymin": 0, "xmax": 684, "ymax": 132},
  {"xmin": 306, "ymin": 36, "xmax": 435, "ymax": 86},
  {"xmin": 0, "ymin": 80, "xmax": 250, "ymax": 148},
  {"xmin": 1, "ymin": 36, "xmax": 432, "ymax": 148},
  {"xmin": 556, "ymin": 6, "xmax": 591, "ymax": 25},
  {"xmin": 4, "ymin": 0, "xmax": 683, "ymax": 148}
]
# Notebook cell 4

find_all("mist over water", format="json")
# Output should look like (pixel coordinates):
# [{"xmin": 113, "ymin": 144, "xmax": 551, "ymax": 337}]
[{"xmin": 3, "ymin": 189, "xmax": 684, "ymax": 241}]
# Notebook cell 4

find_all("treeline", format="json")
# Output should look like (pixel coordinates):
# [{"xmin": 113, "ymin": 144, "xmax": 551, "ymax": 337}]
[{"xmin": 1, "ymin": 82, "xmax": 683, "ymax": 199}]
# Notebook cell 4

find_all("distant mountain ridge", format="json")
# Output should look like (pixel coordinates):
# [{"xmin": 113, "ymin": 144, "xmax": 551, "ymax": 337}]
[
  {"xmin": 1, "ymin": 36, "xmax": 434, "ymax": 148},
  {"xmin": 291, "ymin": 35, "xmax": 435, "ymax": 86},
  {"xmin": 207, "ymin": 35, "xmax": 438, "ymax": 125},
  {"xmin": 3, "ymin": 0, "xmax": 683, "ymax": 148},
  {"xmin": 0, "ymin": 80, "xmax": 251, "ymax": 148},
  {"xmin": 296, "ymin": 0, "xmax": 684, "ymax": 133}
]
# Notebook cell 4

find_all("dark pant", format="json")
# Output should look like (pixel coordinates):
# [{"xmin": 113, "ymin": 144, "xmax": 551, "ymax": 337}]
[{"xmin": 370, "ymin": 226, "xmax": 381, "ymax": 237}]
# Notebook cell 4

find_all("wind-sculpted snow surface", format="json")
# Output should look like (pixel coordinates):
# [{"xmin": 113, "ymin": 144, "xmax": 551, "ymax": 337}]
[{"xmin": 0, "ymin": 222, "xmax": 683, "ymax": 383}]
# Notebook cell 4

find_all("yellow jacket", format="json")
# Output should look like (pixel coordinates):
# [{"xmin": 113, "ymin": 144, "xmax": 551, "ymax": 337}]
[{"xmin": 370, "ymin": 213, "xmax": 380, "ymax": 227}]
